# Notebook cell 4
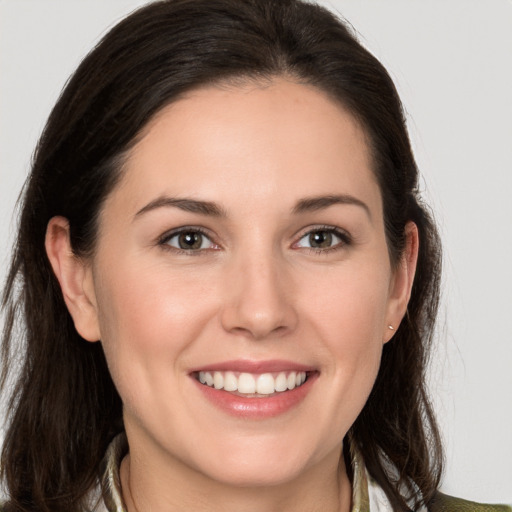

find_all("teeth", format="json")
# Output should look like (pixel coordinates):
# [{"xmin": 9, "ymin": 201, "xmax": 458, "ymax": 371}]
[
  {"xmin": 238, "ymin": 373, "xmax": 256, "ymax": 393},
  {"xmin": 213, "ymin": 371, "xmax": 224, "ymax": 390},
  {"xmin": 197, "ymin": 370, "xmax": 308, "ymax": 395},
  {"xmin": 223, "ymin": 371, "xmax": 238, "ymax": 391},
  {"xmin": 275, "ymin": 372, "xmax": 288, "ymax": 392},
  {"xmin": 256, "ymin": 373, "xmax": 275, "ymax": 394},
  {"xmin": 287, "ymin": 373, "xmax": 296, "ymax": 390}
]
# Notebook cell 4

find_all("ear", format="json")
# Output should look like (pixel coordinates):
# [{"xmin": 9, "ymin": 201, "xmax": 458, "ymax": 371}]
[
  {"xmin": 45, "ymin": 216, "xmax": 101, "ymax": 342},
  {"xmin": 383, "ymin": 221, "xmax": 419, "ymax": 343}
]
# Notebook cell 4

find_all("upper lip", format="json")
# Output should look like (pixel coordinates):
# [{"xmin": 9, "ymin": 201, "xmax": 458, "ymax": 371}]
[{"xmin": 190, "ymin": 359, "xmax": 316, "ymax": 374}]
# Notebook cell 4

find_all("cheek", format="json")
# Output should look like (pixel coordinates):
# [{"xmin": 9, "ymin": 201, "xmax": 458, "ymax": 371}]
[
  {"xmin": 92, "ymin": 260, "xmax": 218, "ymax": 398},
  {"xmin": 96, "ymin": 259, "xmax": 215, "ymax": 339},
  {"xmin": 301, "ymin": 260, "xmax": 390, "ymax": 405},
  {"xmin": 304, "ymin": 258, "xmax": 391, "ymax": 344}
]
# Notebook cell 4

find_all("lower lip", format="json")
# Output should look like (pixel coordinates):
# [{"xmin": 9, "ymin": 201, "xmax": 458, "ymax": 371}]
[{"xmin": 192, "ymin": 373, "xmax": 318, "ymax": 419}]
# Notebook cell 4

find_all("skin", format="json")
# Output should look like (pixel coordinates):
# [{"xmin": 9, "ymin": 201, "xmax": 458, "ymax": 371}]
[{"xmin": 46, "ymin": 78, "xmax": 418, "ymax": 512}]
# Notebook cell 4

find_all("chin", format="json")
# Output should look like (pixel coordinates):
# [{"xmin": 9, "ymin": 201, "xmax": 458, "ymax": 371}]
[
  {"xmin": 199, "ymin": 457, "xmax": 306, "ymax": 488},
  {"xmin": 184, "ymin": 434, "xmax": 326, "ymax": 488}
]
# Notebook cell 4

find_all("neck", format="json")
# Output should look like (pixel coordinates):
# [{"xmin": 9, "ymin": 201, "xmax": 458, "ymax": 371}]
[{"xmin": 120, "ymin": 436, "xmax": 352, "ymax": 512}]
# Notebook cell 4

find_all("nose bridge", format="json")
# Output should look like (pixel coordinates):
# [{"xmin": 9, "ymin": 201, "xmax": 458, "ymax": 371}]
[{"xmin": 220, "ymin": 240, "xmax": 297, "ymax": 339}]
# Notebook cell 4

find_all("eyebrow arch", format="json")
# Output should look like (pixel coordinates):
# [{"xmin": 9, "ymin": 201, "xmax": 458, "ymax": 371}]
[
  {"xmin": 292, "ymin": 194, "xmax": 371, "ymax": 218},
  {"xmin": 135, "ymin": 196, "xmax": 227, "ymax": 218},
  {"xmin": 135, "ymin": 194, "xmax": 370, "ymax": 220}
]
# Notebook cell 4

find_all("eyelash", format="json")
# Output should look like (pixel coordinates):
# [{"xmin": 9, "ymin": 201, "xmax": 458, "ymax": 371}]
[
  {"xmin": 157, "ymin": 227, "xmax": 218, "ymax": 255},
  {"xmin": 294, "ymin": 225, "xmax": 352, "ymax": 255},
  {"xmin": 157, "ymin": 225, "xmax": 352, "ymax": 255}
]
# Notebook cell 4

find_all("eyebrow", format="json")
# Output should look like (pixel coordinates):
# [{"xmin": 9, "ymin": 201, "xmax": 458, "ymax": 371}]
[
  {"xmin": 135, "ymin": 197, "xmax": 227, "ymax": 218},
  {"xmin": 292, "ymin": 194, "xmax": 371, "ymax": 219},
  {"xmin": 135, "ymin": 193, "xmax": 370, "ymax": 220}
]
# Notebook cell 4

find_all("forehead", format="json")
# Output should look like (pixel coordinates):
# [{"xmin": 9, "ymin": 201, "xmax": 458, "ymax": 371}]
[{"xmin": 110, "ymin": 79, "xmax": 381, "ymax": 218}]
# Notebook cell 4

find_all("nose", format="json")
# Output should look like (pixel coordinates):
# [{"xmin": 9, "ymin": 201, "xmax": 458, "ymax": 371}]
[{"xmin": 220, "ymin": 250, "xmax": 298, "ymax": 340}]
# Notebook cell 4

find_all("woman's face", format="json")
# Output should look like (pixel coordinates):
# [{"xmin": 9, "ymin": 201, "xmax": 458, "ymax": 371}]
[{"xmin": 69, "ymin": 79, "xmax": 414, "ymax": 486}]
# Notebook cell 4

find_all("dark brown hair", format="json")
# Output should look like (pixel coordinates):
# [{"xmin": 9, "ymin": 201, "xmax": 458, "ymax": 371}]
[{"xmin": 1, "ymin": 1, "xmax": 443, "ymax": 510}]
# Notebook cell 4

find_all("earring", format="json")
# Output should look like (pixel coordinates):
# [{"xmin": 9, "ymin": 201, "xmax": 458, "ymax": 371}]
[{"xmin": 388, "ymin": 325, "xmax": 394, "ymax": 330}]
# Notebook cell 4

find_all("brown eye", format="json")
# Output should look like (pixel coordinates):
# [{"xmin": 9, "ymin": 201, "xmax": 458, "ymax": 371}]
[
  {"xmin": 178, "ymin": 232, "xmax": 203, "ymax": 250},
  {"xmin": 163, "ymin": 230, "xmax": 215, "ymax": 251},
  {"xmin": 308, "ymin": 231, "xmax": 333, "ymax": 248},
  {"xmin": 295, "ymin": 228, "xmax": 348, "ymax": 251}
]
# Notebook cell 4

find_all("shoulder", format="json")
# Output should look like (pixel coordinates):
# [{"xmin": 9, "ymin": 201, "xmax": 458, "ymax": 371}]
[{"xmin": 429, "ymin": 492, "xmax": 512, "ymax": 512}]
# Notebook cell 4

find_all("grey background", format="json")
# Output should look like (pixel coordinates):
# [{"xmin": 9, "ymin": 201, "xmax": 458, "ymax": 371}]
[{"xmin": 1, "ymin": 0, "xmax": 511, "ymax": 503}]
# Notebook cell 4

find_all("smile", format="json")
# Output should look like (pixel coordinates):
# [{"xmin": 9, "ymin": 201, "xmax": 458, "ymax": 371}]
[
  {"xmin": 197, "ymin": 370, "xmax": 308, "ymax": 396},
  {"xmin": 191, "ymin": 360, "xmax": 318, "ymax": 418}
]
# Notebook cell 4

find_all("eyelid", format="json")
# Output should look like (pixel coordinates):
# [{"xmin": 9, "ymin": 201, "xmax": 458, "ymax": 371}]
[
  {"xmin": 157, "ymin": 226, "xmax": 219, "ymax": 252},
  {"xmin": 292, "ymin": 225, "xmax": 352, "ymax": 251}
]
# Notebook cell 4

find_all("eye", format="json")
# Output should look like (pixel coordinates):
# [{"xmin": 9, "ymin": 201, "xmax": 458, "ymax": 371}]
[
  {"xmin": 295, "ymin": 228, "xmax": 349, "ymax": 251},
  {"xmin": 161, "ymin": 229, "xmax": 217, "ymax": 252}
]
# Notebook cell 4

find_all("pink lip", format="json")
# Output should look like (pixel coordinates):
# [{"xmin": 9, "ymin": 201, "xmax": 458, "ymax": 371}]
[
  {"xmin": 191, "ymin": 359, "xmax": 315, "ymax": 374},
  {"xmin": 190, "ymin": 360, "xmax": 319, "ymax": 420}
]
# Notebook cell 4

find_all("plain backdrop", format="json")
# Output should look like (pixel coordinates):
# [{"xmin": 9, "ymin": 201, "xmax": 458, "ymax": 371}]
[{"xmin": 1, "ymin": 0, "xmax": 511, "ymax": 504}]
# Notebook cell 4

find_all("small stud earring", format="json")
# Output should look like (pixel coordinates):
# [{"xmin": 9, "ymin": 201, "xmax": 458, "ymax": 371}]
[{"xmin": 388, "ymin": 325, "xmax": 394, "ymax": 330}]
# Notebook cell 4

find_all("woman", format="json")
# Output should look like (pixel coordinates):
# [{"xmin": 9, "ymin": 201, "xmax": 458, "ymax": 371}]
[{"xmin": 0, "ymin": 1, "xmax": 509, "ymax": 511}]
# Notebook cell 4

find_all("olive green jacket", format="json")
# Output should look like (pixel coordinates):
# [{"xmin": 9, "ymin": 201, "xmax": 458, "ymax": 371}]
[{"xmin": 429, "ymin": 492, "xmax": 511, "ymax": 512}]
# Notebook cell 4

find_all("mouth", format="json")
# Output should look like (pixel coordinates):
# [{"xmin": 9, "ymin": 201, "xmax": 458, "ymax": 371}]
[
  {"xmin": 190, "ymin": 361, "xmax": 318, "ymax": 418},
  {"xmin": 194, "ymin": 370, "xmax": 310, "ymax": 397}
]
